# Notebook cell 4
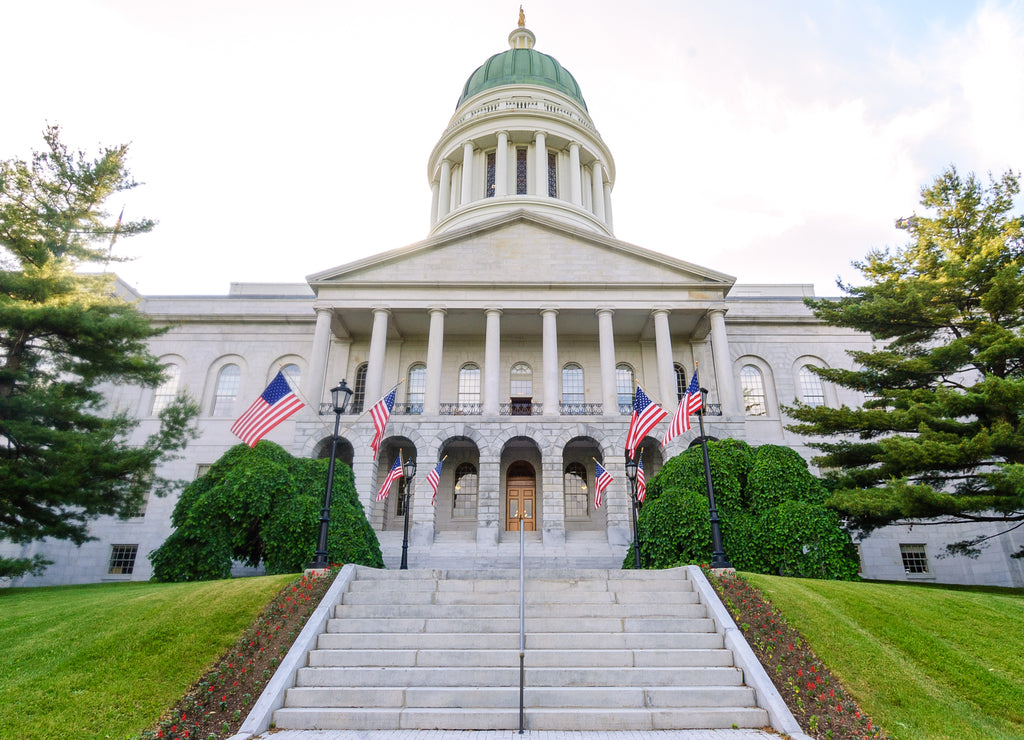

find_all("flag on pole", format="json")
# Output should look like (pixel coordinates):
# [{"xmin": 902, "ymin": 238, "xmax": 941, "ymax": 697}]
[
  {"xmin": 624, "ymin": 384, "xmax": 667, "ymax": 458},
  {"xmin": 230, "ymin": 370, "xmax": 305, "ymax": 447},
  {"xmin": 594, "ymin": 460, "xmax": 613, "ymax": 509},
  {"xmin": 426, "ymin": 458, "xmax": 444, "ymax": 505},
  {"xmin": 663, "ymin": 370, "xmax": 702, "ymax": 445},
  {"xmin": 368, "ymin": 387, "xmax": 397, "ymax": 459},
  {"xmin": 636, "ymin": 456, "xmax": 647, "ymax": 503},
  {"xmin": 375, "ymin": 454, "xmax": 404, "ymax": 502}
]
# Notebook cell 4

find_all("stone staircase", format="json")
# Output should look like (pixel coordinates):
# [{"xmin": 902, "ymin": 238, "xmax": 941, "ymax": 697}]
[{"xmin": 272, "ymin": 566, "xmax": 770, "ymax": 731}]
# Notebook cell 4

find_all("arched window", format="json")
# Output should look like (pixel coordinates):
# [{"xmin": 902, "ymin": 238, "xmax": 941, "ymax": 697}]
[
  {"xmin": 562, "ymin": 363, "xmax": 584, "ymax": 404},
  {"xmin": 740, "ymin": 365, "xmax": 767, "ymax": 416},
  {"xmin": 674, "ymin": 363, "xmax": 687, "ymax": 400},
  {"xmin": 453, "ymin": 463, "xmax": 478, "ymax": 518},
  {"xmin": 351, "ymin": 363, "xmax": 368, "ymax": 414},
  {"xmin": 799, "ymin": 365, "xmax": 826, "ymax": 407},
  {"xmin": 510, "ymin": 362, "xmax": 532, "ymax": 396},
  {"xmin": 407, "ymin": 363, "xmax": 426, "ymax": 410},
  {"xmin": 151, "ymin": 363, "xmax": 181, "ymax": 415},
  {"xmin": 281, "ymin": 363, "xmax": 301, "ymax": 388},
  {"xmin": 564, "ymin": 462, "xmax": 588, "ymax": 518},
  {"xmin": 212, "ymin": 364, "xmax": 240, "ymax": 416},
  {"xmin": 616, "ymin": 364, "xmax": 634, "ymax": 412},
  {"xmin": 459, "ymin": 364, "xmax": 481, "ymax": 405}
]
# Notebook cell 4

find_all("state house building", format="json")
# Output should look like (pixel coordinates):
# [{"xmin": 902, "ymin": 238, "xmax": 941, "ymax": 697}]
[{"xmin": 6, "ymin": 17, "xmax": 1022, "ymax": 588}]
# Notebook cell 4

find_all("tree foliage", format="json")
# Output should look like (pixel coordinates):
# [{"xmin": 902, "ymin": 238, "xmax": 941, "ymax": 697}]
[
  {"xmin": 149, "ymin": 442, "xmax": 383, "ymax": 581},
  {"xmin": 625, "ymin": 441, "xmax": 859, "ymax": 579},
  {"xmin": 0, "ymin": 126, "xmax": 198, "ymax": 579},
  {"xmin": 786, "ymin": 167, "xmax": 1024, "ymax": 557}
]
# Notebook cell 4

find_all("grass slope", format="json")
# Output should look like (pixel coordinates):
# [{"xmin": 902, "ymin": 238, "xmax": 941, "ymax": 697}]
[
  {"xmin": 0, "ymin": 574, "xmax": 294, "ymax": 740},
  {"xmin": 745, "ymin": 575, "xmax": 1024, "ymax": 740}
]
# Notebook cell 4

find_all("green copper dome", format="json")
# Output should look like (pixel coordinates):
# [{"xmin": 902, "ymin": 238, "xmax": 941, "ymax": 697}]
[{"xmin": 457, "ymin": 47, "xmax": 588, "ymax": 111}]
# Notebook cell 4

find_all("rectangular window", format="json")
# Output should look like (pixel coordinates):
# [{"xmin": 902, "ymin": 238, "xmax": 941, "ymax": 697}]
[
  {"xmin": 108, "ymin": 544, "xmax": 139, "ymax": 575},
  {"xmin": 900, "ymin": 543, "xmax": 929, "ymax": 574},
  {"xmin": 196, "ymin": 464, "xmax": 213, "ymax": 479},
  {"xmin": 516, "ymin": 148, "xmax": 528, "ymax": 194},
  {"xmin": 486, "ymin": 151, "xmax": 496, "ymax": 197},
  {"xmin": 395, "ymin": 479, "xmax": 407, "ymax": 516},
  {"xmin": 547, "ymin": 151, "xmax": 558, "ymax": 197}
]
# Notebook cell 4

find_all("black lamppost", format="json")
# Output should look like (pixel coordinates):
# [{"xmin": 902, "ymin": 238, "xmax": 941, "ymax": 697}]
[
  {"xmin": 624, "ymin": 455, "xmax": 642, "ymax": 569},
  {"xmin": 400, "ymin": 457, "xmax": 417, "ymax": 570},
  {"xmin": 697, "ymin": 387, "xmax": 731, "ymax": 569},
  {"xmin": 309, "ymin": 380, "xmax": 353, "ymax": 571}
]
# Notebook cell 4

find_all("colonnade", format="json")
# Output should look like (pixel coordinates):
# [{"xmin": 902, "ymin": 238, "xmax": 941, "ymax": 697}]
[
  {"xmin": 430, "ymin": 133, "xmax": 613, "ymax": 229},
  {"xmin": 304, "ymin": 305, "xmax": 741, "ymax": 417}
]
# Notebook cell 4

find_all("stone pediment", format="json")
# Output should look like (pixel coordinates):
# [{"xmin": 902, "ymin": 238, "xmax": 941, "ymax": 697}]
[{"xmin": 307, "ymin": 211, "xmax": 734, "ymax": 291}]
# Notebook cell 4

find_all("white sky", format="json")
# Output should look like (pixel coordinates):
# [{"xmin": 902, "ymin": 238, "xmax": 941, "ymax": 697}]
[{"xmin": 4, "ymin": 0, "xmax": 1023, "ymax": 296}]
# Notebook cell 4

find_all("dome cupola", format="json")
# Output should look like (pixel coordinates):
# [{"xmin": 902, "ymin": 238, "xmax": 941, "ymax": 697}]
[{"xmin": 427, "ymin": 11, "xmax": 616, "ymax": 238}]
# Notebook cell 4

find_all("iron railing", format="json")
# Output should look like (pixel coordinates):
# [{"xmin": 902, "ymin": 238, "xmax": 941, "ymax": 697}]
[
  {"xmin": 559, "ymin": 402, "xmax": 604, "ymax": 416},
  {"xmin": 500, "ymin": 402, "xmax": 543, "ymax": 416},
  {"xmin": 393, "ymin": 402, "xmax": 423, "ymax": 415},
  {"xmin": 439, "ymin": 402, "xmax": 483, "ymax": 415}
]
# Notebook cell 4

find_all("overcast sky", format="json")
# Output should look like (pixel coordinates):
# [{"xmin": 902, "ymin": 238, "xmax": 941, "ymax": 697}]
[{"xmin": 4, "ymin": 0, "xmax": 1023, "ymax": 296}]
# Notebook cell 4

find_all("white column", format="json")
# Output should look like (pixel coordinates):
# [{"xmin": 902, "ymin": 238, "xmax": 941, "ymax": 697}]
[
  {"xmin": 709, "ymin": 307, "xmax": 739, "ymax": 415},
  {"xmin": 366, "ymin": 307, "xmax": 390, "ymax": 404},
  {"xmin": 591, "ymin": 161, "xmax": 606, "ymax": 222},
  {"xmin": 424, "ymin": 306, "xmax": 446, "ymax": 415},
  {"xmin": 652, "ymin": 308, "xmax": 675, "ymax": 409},
  {"xmin": 596, "ymin": 308, "xmax": 617, "ymax": 415},
  {"xmin": 495, "ymin": 132, "xmax": 508, "ymax": 197},
  {"xmin": 541, "ymin": 308, "xmax": 559, "ymax": 416},
  {"xmin": 603, "ymin": 180, "xmax": 613, "ymax": 230},
  {"xmin": 460, "ymin": 141, "xmax": 475, "ymax": 206},
  {"xmin": 437, "ymin": 159, "xmax": 452, "ymax": 220},
  {"xmin": 534, "ymin": 131, "xmax": 547, "ymax": 196},
  {"xmin": 483, "ymin": 308, "xmax": 502, "ymax": 415},
  {"xmin": 429, "ymin": 180, "xmax": 440, "ymax": 227},
  {"xmin": 568, "ymin": 142, "xmax": 582, "ymax": 206},
  {"xmin": 305, "ymin": 307, "xmax": 334, "ymax": 403}
]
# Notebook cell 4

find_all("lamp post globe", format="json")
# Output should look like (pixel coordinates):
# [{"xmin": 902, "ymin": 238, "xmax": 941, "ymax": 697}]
[
  {"xmin": 308, "ymin": 380, "xmax": 353, "ymax": 572},
  {"xmin": 400, "ymin": 457, "xmax": 417, "ymax": 570}
]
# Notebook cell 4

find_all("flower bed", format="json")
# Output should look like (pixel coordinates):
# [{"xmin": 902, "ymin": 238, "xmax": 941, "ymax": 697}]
[
  {"xmin": 707, "ymin": 568, "xmax": 888, "ymax": 739},
  {"xmin": 141, "ymin": 568, "xmax": 338, "ymax": 740}
]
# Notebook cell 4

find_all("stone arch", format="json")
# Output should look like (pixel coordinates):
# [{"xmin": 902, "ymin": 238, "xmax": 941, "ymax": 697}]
[
  {"xmin": 433, "ymin": 435, "xmax": 482, "ymax": 533},
  {"xmin": 425, "ymin": 422, "xmax": 489, "ymax": 460},
  {"xmin": 372, "ymin": 435, "xmax": 419, "ymax": 531},
  {"xmin": 562, "ymin": 435, "xmax": 607, "ymax": 532},
  {"xmin": 734, "ymin": 354, "xmax": 779, "ymax": 418}
]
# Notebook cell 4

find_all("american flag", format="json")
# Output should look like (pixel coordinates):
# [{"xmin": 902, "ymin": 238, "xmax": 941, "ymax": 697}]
[
  {"xmin": 594, "ymin": 460, "xmax": 613, "ymax": 509},
  {"xmin": 636, "ymin": 456, "xmax": 647, "ymax": 503},
  {"xmin": 624, "ymin": 384, "xmax": 667, "ymax": 458},
  {"xmin": 663, "ymin": 370, "xmax": 702, "ymax": 445},
  {"xmin": 230, "ymin": 371, "xmax": 305, "ymax": 447},
  {"xmin": 369, "ymin": 387, "xmax": 397, "ymax": 459},
  {"xmin": 426, "ymin": 458, "xmax": 444, "ymax": 505},
  {"xmin": 375, "ymin": 455, "xmax": 404, "ymax": 502}
]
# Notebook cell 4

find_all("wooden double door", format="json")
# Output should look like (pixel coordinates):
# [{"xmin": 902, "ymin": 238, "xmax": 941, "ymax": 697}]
[{"xmin": 506, "ymin": 476, "xmax": 536, "ymax": 531}]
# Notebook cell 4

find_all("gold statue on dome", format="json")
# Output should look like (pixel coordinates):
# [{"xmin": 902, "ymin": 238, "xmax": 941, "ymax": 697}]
[{"xmin": 518, "ymin": 6, "xmax": 525, "ymax": 27}]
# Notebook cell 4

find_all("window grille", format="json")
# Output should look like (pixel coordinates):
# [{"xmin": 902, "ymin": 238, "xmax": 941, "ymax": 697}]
[
  {"xmin": 453, "ymin": 463, "xmax": 478, "ymax": 518},
  {"xmin": 212, "ymin": 365, "xmax": 240, "ymax": 416},
  {"xmin": 516, "ymin": 148, "xmax": 528, "ymax": 194},
  {"xmin": 799, "ymin": 365, "xmax": 826, "ymax": 407},
  {"xmin": 616, "ymin": 364, "xmax": 634, "ymax": 409},
  {"xmin": 740, "ymin": 365, "xmax": 767, "ymax": 416},
  {"xmin": 486, "ymin": 151, "xmax": 496, "ymax": 197},
  {"xmin": 562, "ymin": 363, "xmax": 584, "ymax": 404},
  {"xmin": 900, "ymin": 544, "xmax": 929, "ymax": 574},
  {"xmin": 547, "ymin": 151, "xmax": 558, "ymax": 197},
  {"xmin": 564, "ymin": 462, "xmax": 588, "ymax": 517},
  {"xmin": 151, "ymin": 363, "xmax": 181, "ymax": 415},
  {"xmin": 459, "ymin": 364, "xmax": 481, "ymax": 404},
  {"xmin": 107, "ymin": 544, "xmax": 138, "ymax": 575},
  {"xmin": 351, "ymin": 364, "xmax": 368, "ymax": 414}
]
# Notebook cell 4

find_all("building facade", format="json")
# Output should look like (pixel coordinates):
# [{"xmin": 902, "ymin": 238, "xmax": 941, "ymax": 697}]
[{"xmin": 5, "ymin": 18, "xmax": 1022, "ymax": 587}]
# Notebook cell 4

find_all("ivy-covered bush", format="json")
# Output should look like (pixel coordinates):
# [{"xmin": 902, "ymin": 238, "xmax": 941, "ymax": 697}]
[
  {"xmin": 626, "ymin": 441, "xmax": 859, "ymax": 580},
  {"xmin": 150, "ymin": 442, "xmax": 383, "ymax": 581}
]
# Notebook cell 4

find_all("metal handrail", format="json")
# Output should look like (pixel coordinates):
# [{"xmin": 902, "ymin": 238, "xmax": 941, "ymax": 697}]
[{"xmin": 518, "ymin": 514, "xmax": 525, "ymax": 734}]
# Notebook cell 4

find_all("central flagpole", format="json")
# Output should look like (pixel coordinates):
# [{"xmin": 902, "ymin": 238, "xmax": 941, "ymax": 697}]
[{"xmin": 694, "ymin": 365, "xmax": 731, "ymax": 569}]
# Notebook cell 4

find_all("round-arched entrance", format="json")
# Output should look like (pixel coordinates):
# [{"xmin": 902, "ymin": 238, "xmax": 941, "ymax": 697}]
[{"xmin": 505, "ymin": 460, "xmax": 536, "ymax": 531}]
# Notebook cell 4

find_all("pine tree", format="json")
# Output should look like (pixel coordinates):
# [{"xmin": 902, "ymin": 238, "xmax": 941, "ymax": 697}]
[
  {"xmin": 787, "ymin": 167, "xmax": 1024, "ymax": 557},
  {"xmin": 0, "ymin": 126, "xmax": 198, "ymax": 578}
]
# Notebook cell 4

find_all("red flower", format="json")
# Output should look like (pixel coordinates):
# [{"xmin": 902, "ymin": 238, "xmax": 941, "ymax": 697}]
[
  {"xmin": 797, "ymin": 668, "xmax": 803, "ymax": 677},
  {"xmin": 836, "ymin": 704, "xmax": 843, "ymax": 712},
  {"xmin": 829, "ymin": 688, "xmax": 835, "ymax": 698},
  {"xmin": 181, "ymin": 713, "xmax": 186, "ymax": 721},
  {"xmin": 807, "ymin": 682, "xmax": 815, "ymax": 691}
]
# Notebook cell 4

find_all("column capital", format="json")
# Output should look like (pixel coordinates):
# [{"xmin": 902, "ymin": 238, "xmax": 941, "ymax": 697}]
[
  {"xmin": 568, "ymin": 140, "xmax": 581, "ymax": 151},
  {"xmin": 428, "ymin": 305, "xmax": 448, "ymax": 316},
  {"xmin": 496, "ymin": 130, "xmax": 510, "ymax": 139},
  {"xmin": 485, "ymin": 306, "xmax": 503, "ymax": 316},
  {"xmin": 372, "ymin": 306, "xmax": 391, "ymax": 317},
  {"xmin": 540, "ymin": 306, "xmax": 559, "ymax": 317},
  {"xmin": 707, "ymin": 304, "xmax": 729, "ymax": 317},
  {"xmin": 595, "ymin": 306, "xmax": 615, "ymax": 317},
  {"xmin": 651, "ymin": 306, "xmax": 671, "ymax": 317}
]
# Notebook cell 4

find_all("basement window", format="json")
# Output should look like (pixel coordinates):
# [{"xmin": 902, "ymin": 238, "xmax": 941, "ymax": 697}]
[{"xmin": 107, "ymin": 544, "xmax": 139, "ymax": 576}]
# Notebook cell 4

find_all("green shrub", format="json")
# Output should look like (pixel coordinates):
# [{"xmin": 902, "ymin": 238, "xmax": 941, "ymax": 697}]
[
  {"xmin": 631, "ymin": 440, "xmax": 858, "ymax": 580},
  {"xmin": 150, "ymin": 442, "xmax": 382, "ymax": 581}
]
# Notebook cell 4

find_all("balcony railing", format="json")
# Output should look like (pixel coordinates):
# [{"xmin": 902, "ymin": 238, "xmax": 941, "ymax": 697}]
[
  {"xmin": 559, "ymin": 402, "xmax": 604, "ymax": 416},
  {"xmin": 500, "ymin": 402, "xmax": 543, "ymax": 416},
  {"xmin": 440, "ymin": 402, "xmax": 483, "ymax": 416},
  {"xmin": 393, "ymin": 402, "xmax": 423, "ymax": 415},
  {"xmin": 704, "ymin": 403, "xmax": 723, "ymax": 416}
]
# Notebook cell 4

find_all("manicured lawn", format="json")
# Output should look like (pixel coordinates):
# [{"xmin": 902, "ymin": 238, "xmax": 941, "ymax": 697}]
[
  {"xmin": 0, "ymin": 574, "xmax": 295, "ymax": 740},
  {"xmin": 745, "ymin": 574, "xmax": 1024, "ymax": 740}
]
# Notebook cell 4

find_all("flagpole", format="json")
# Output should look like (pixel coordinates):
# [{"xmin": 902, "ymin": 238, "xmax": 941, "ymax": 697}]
[
  {"xmin": 315, "ymin": 377, "xmax": 406, "ymax": 439},
  {"xmin": 694, "ymin": 363, "xmax": 731, "ymax": 569}
]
